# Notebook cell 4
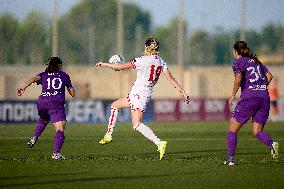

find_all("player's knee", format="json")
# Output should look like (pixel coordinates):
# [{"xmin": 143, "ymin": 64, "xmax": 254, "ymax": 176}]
[
  {"xmin": 132, "ymin": 123, "xmax": 141, "ymax": 130},
  {"xmin": 110, "ymin": 103, "xmax": 118, "ymax": 109},
  {"xmin": 252, "ymin": 129, "xmax": 259, "ymax": 137},
  {"xmin": 110, "ymin": 101, "xmax": 118, "ymax": 109},
  {"xmin": 54, "ymin": 121, "xmax": 66, "ymax": 131},
  {"xmin": 56, "ymin": 127, "xmax": 64, "ymax": 132}
]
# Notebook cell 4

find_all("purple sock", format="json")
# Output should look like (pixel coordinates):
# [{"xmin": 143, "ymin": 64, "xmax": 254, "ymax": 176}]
[
  {"xmin": 255, "ymin": 131, "xmax": 273, "ymax": 147},
  {"xmin": 33, "ymin": 119, "xmax": 47, "ymax": 140},
  {"xmin": 227, "ymin": 131, "xmax": 237, "ymax": 157},
  {"xmin": 53, "ymin": 130, "xmax": 65, "ymax": 153}
]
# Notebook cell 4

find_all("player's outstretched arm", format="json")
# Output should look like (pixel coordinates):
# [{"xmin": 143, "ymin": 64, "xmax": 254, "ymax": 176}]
[
  {"xmin": 17, "ymin": 75, "xmax": 41, "ymax": 96},
  {"xmin": 164, "ymin": 68, "xmax": 189, "ymax": 104},
  {"xmin": 229, "ymin": 72, "xmax": 242, "ymax": 106},
  {"xmin": 95, "ymin": 62, "xmax": 132, "ymax": 71}
]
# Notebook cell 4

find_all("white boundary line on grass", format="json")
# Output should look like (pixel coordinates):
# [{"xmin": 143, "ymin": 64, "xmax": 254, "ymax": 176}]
[{"xmin": 0, "ymin": 136, "xmax": 283, "ymax": 141}]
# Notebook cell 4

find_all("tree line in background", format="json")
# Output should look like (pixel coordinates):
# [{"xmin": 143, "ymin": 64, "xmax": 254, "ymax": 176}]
[{"xmin": 0, "ymin": 0, "xmax": 284, "ymax": 66}]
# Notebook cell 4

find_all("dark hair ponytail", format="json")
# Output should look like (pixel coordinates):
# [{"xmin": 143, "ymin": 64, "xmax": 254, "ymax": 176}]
[
  {"xmin": 45, "ymin": 57, "xmax": 62, "ymax": 73},
  {"xmin": 233, "ymin": 41, "xmax": 259, "ymax": 61}
]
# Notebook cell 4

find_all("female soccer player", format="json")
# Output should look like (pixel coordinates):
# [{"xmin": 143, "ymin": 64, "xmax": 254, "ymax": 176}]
[
  {"xmin": 225, "ymin": 41, "xmax": 279, "ymax": 165},
  {"xmin": 17, "ymin": 57, "xmax": 75, "ymax": 160},
  {"xmin": 96, "ymin": 38, "xmax": 190, "ymax": 160}
]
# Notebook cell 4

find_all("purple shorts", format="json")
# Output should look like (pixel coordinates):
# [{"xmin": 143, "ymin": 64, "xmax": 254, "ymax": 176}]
[
  {"xmin": 37, "ymin": 100, "xmax": 66, "ymax": 123},
  {"xmin": 232, "ymin": 97, "xmax": 270, "ymax": 126}
]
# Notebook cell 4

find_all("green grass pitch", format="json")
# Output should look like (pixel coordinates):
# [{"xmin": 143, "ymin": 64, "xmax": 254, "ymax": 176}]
[{"xmin": 0, "ymin": 121, "xmax": 283, "ymax": 189}]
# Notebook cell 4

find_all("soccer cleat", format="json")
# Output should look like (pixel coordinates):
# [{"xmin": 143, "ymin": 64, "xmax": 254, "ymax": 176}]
[
  {"xmin": 157, "ymin": 141, "xmax": 167, "ymax": 160},
  {"xmin": 27, "ymin": 137, "xmax": 36, "ymax": 149},
  {"xmin": 224, "ymin": 156, "xmax": 235, "ymax": 165},
  {"xmin": 51, "ymin": 152, "xmax": 66, "ymax": 160},
  {"xmin": 270, "ymin": 142, "xmax": 279, "ymax": 160},
  {"xmin": 99, "ymin": 134, "xmax": 112, "ymax": 145}
]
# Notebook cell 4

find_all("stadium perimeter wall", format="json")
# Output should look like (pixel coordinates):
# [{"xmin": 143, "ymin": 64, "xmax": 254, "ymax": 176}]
[{"xmin": 0, "ymin": 65, "xmax": 283, "ymax": 100}]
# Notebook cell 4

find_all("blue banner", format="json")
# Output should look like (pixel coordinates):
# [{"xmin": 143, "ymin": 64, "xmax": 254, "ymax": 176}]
[
  {"xmin": 0, "ymin": 101, "xmax": 38, "ymax": 122},
  {"xmin": 0, "ymin": 100, "xmax": 153, "ymax": 123}
]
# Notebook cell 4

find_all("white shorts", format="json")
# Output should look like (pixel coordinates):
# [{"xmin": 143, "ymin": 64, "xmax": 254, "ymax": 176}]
[{"xmin": 127, "ymin": 92, "xmax": 151, "ymax": 112}]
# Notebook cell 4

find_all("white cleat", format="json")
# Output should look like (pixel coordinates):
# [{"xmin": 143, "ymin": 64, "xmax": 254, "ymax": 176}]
[
  {"xmin": 224, "ymin": 156, "xmax": 235, "ymax": 165},
  {"xmin": 224, "ymin": 160, "xmax": 235, "ymax": 166},
  {"xmin": 52, "ymin": 152, "xmax": 66, "ymax": 160},
  {"xmin": 271, "ymin": 142, "xmax": 279, "ymax": 160},
  {"xmin": 27, "ymin": 137, "xmax": 36, "ymax": 149}
]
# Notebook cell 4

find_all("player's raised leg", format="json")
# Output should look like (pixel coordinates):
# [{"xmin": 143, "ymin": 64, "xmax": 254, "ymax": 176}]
[
  {"xmin": 99, "ymin": 97, "xmax": 130, "ymax": 144},
  {"xmin": 132, "ymin": 110, "xmax": 167, "ymax": 160},
  {"xmin": 27, "ymin": 102, "xmax": 50, "ymax": 149},
  {"xmin": 27, "ymin": 118, "xmax": 48, "ymax": 149},
  {"xmin": 224, "ymin": 118, "xmax": 241, "ymax": 165}
]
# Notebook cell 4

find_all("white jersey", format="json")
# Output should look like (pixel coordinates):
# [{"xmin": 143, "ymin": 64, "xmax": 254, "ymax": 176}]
[{"xmin": 128, "ymin": 55, "xmax": 168, "ymax": 112}]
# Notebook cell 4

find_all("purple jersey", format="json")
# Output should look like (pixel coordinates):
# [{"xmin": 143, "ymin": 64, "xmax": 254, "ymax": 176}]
[
  {"xmin": 232, "ymin": 57, "xmax": 269, "ymax": 100},
  {"xmin": 37, "ymin": 71, "xmax": 73, "ymax": 102}
]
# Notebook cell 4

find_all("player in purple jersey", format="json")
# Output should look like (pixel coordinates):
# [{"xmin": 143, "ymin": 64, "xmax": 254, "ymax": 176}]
[
  {"xmin": 224, "ymin": 41, "xmax": 279, "ymax": 165},
  {"xmin": 17, "ymin": 57, "xmax": 75, "ymax": 160}
]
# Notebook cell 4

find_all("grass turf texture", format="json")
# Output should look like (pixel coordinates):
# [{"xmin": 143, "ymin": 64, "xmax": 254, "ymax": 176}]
[{"xmin": 0, "ymin": 121, "xmax": 283, "ymax": 189}]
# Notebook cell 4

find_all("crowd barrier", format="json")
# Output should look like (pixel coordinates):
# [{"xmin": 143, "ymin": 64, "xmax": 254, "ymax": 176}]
[
  {"xmin": 0, "ymin": 98, "xmax": 283, "ymax": 123},
  {"xmin": 0, "ymin": 99, "xmax": 228, "ymax": 123}
]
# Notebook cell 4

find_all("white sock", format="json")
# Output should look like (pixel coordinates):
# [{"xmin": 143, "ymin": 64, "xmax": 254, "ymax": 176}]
[
  {"xmin": 106, "ymin": 107, "xmax": 118, "ymax": 135},
  {"xmin": 135, "ymin": 123, "xmax": 161, "ymax": 146}
]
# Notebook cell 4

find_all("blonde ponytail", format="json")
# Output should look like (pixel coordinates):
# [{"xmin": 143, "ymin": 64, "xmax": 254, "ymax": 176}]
[{"xmin": 144, "ymin": 38, "xmax": 159, "ymax": 56}]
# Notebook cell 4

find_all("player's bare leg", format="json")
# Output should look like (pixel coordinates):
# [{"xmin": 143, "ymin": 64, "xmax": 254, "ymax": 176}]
[
  {"xmin": 225, "ymin": 118, "xmax": 242, "ymax": 165},
  {"xmin": 106, "ymin": 97, "xmax": 130, "ymax": 135},
  {"xmin": 132, "ymin": 110, "xmax": 167, "ymax": 160},
  {"xmin": 99, "ymin": 97, "xmax": 130, "ymax": 144}
]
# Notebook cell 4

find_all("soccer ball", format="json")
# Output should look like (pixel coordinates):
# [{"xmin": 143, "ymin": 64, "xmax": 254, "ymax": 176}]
[{"xmin": 109, "ymin": 54, "xmax": 125, "ymax": 64}]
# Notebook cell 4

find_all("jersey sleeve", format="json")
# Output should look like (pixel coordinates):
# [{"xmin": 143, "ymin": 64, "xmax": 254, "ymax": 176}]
[
  {"xmin": 130, "ymin": 56, "xmax": 143, "ymax": 70},
  {"xmin": 259, "ymin": 63, "xmax": 269, "ymax": 75},
  {"xmin": 160, "ymin": 58, "xmax": 168, "ymax": 71},
  {"xmin": 232, "ymin": 60, "xmax": 244, "ymax": 76},
  {"xmin": 36, "ymin": 72, "xmax": 43, "ymax": 85}
]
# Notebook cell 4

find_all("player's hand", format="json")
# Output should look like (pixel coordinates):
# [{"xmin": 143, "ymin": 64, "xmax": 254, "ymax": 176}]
[
  {"xmin": 229, "ymin": 95, "xmax": 235, "ymax": 107},
  {"xmin": 183, "ymin": 94, "xmax": 190, "ymax": 104},
  {"xmin": 17, "ymin": 88, "xmax": 25, "ymax": 96},
  {"xmin": 95, "ymin": 62, "xmax": 104, "ymax": 68}
]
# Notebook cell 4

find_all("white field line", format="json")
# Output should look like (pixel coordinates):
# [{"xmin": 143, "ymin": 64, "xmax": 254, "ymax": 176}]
[{"xmin": 0, "ymin": 136, "xmax": 283, "ymax": 141}]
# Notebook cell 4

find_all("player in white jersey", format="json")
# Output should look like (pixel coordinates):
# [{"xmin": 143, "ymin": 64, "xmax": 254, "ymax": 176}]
[
  {"xmin": 128, "ymin": 55, "xmax": 167, "ymax": 112},
  {"xmin": 95, "ymin": 38, "xmax": 189, "ymax": 160}
]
